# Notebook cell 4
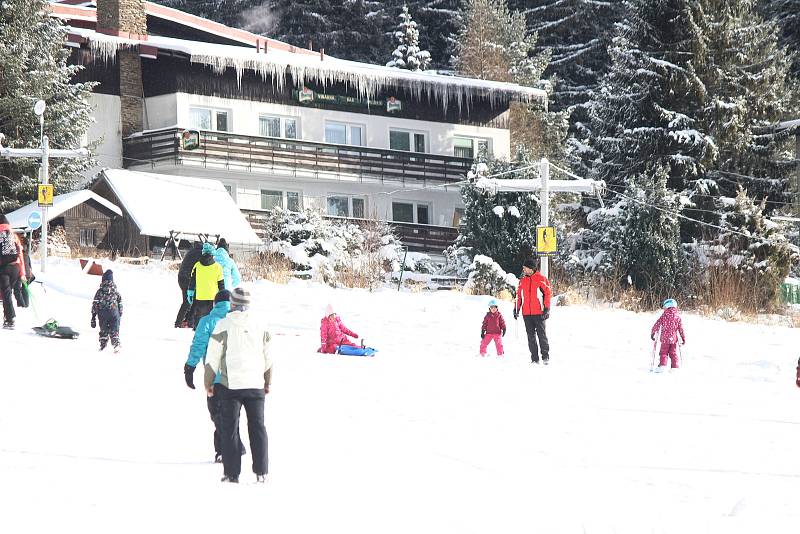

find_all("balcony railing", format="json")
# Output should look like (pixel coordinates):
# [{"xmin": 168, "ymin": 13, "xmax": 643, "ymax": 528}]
[
  {"xmin": 243, "ymin": 210, "xmax": 458, "ymax": 253},
  {"xmin": 123, "ymin": 128, "xmax": 473, "ymax": 184}
]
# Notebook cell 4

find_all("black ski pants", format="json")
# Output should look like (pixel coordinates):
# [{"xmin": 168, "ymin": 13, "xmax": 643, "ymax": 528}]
[
  {"xmin": 98, "ymin": 308, "xmax": 121, "ymax": 349},
  {"xmin": 175, "ymin": 277, "xmax": 192, "ymax": 327},
  {"xmin": 192, "ymin": 300, "xmax": 214, "ymax": 331},
  {"xmin": 207, "ymin": 389, "xmax": 246, "ymax": 457},
  {"xmin": 217, "ymin": 385, "xmax": 268, "ymax": 479},
  {"xmin": 0, "ymin": 263, "xmax": 20, "ymax": 323},
  {"xmin": 523, "ymin": 314, "xmax": 549, "ymax": 363}
]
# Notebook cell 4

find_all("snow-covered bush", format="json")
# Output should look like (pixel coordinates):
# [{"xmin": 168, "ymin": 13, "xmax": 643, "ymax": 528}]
[
  {"xmin": 465, "ymin": 254, "xmax": 518, "ymax": 296},
  {"xmin": 260, "ymin": 208, "xmax": 402, "ymax": 288},
  {"xmin": 392, "ymin": 252, "xmax": 437, "ymax": 274},
  {"xmin": 440, "ymin": 245, "xmax": 474, "ymax": 277}
]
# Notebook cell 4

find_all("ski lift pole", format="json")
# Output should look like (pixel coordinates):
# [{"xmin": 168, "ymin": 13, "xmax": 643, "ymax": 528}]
[
  {"xmin": 397, "ymin": 246, "xmax": 408, "ymax": 291},
  {"xmin": 539, "ymin": 158, "xmax": 550, "ymax": 279}
]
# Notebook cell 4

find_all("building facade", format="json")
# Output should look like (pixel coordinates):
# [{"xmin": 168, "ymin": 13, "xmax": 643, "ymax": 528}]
[{"xmin": 52, "ymin": 0, "xmax": 546, "ymax": 253}]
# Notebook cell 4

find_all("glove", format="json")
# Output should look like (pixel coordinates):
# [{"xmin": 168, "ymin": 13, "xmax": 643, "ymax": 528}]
[
  {"xmin": 480, "ymin": 331, "xmax": 485, "ymax": 340},
  {"xmin": 542, "ymin": 308, "xmax": 549, "ymax": 321},
  {"xmin": 651, "ymin": 333, "xmax": 656, "ymax": 341},
  {"xmin": 513, "ymin": 310, "xmax": 519, "ymax": 320},
  {"xmin": 502, "ymin": 329, "xmax": 506, "ymax": 337},
  {"xmin": 90, "ymin": 316, "xmax": 96, "ymax": 329},
  {"xmin": 187, "ymin": 290, "xmax": 194, "ymax": 305},
  {"xmin": 184, "ymin": 364, "xmax": 196, "ymax": 389}
]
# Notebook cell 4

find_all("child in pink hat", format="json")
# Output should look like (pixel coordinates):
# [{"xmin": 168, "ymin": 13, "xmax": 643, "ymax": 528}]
[{"xmin": 318, "ymin": 304, "xmax": 359, "ymax": 354}]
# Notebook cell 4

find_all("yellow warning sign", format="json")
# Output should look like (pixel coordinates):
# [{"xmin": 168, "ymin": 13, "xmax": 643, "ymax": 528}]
[
  {"xmin": 536, "ymin": 226, "xmax": 557, "ymax": 255},
  {"xmin": 38, "ymin": 184, "xmax": 54, "ymax": 207}
]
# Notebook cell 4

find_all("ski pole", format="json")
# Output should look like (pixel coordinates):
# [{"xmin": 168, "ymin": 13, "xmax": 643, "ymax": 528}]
[{"xmin": 650, "ymin": 338, "xmax": 658, "ymax": 371}]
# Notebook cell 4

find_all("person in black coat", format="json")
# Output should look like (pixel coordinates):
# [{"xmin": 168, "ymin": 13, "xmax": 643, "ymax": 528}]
[{"xmin": 175, "ymin": 241, "xmax": 203, "ymax": 327}]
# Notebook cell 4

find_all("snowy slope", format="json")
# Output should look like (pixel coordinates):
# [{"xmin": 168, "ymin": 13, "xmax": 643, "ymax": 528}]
[{"xmin": 1, "ymin": 259, "xmax": 799, "ymax": 533}]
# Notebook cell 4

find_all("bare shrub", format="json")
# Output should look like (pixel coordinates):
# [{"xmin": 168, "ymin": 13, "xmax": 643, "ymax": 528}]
[{"xmin": 240, "ymin": 251, "xmax": 292, "ymax": 284}]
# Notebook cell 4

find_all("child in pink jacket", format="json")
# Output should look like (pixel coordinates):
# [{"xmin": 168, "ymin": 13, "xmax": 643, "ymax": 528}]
[
  {"xmin": 651, "ymin": 298, "xmax": 686, "ymax": 369},
  {"xmin": 480, "ymin": 299, "xmax": 506, "ymax": 357},
  {"xmin": 318, "ymin": 304, "xmax": 359, "ymax": 354}
]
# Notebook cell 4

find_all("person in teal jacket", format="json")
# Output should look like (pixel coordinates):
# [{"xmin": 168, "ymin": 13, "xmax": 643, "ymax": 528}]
[
  {"xmin": 213, "ymin": 238, "xmax": 241, "ymax": 290},
  {"xmin": 183, "ymin": 289, "xmax": 244, "ymax": 462}
]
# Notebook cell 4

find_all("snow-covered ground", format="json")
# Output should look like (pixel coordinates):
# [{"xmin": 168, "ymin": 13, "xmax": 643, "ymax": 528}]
[{"xmin": 1, "ymin": 259, "xmax": 799, "ymax": 533}]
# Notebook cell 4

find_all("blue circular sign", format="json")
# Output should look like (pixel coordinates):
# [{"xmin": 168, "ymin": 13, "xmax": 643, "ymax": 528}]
[{"xmin": 28, "ymin": 211, "xmax": 42, "ymax": 230}]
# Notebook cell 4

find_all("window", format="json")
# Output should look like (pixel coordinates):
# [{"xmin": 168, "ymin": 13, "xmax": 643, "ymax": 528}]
[
  {"xmin": 260, "ymin": 117, "xmax": 281, "ymax": 137},
  {"xmin": 325, "ymin": 122, "xmax": 364, "ymax": 146},
  {"xmin": 454, "ymin": 136, "xmax": 491, "ymax": 159},
  {"xmin": 327, "ymin": 196, "xmax": 350, "ymax": 217},
  {"xmin": 392, "ymin": 202, "xmax": 414, "ymax": 223},
  {"xmin": 189, "ymin": 107, "xmax": 230, "ymax": 132},
  {"xmin": 327, "ymin": 196, "xmax": 366, "ymax": 218},
  {"xmin": 223, "ymin": 184, "xmax": 237, "ymax": 201},
  {"xmin": 259, "ymin": 116, "xmax": 299, "ymax": 139},
  {"xmin": 352, "ymin": 198, "xmax": 365, "ymax": 219},
  {"xmin": 79, "ymin": 229, "xmax": 96, "ymax": 247},
  {"xmin": 286, "ymin": 192, "xmax": 301, "ymax": 212},
  {"xmin": 453, "ymin": 208, "xmax": 465, "ymax": 227},
  {"xmin": 390, "ymin": 130, "xmax": 427, "ymax": 153},
  {"xmin": 417, "ymin": 205, "xmax": 429, "ymax": 225},
  {"xmin": 261, "ymin": 190, "xmax": 283, "ymax": 210},
  {"xmin": 392, "ymin": 201, "xmax": 431, "ymax": 224}
]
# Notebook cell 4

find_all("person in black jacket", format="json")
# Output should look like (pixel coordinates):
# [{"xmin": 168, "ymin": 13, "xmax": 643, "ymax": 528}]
[{"xmin": 175, "ymin": 241, "xmax": 203, "ymax": 328}]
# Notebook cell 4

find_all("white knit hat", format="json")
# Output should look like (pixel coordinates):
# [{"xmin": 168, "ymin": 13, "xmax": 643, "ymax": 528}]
[{"xmin": 324, "ymin": 304, "xmax": 334, "ymax": 316}]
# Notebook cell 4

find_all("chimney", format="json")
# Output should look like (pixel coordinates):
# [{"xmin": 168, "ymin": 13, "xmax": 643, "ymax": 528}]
[{"xmin": 96, "ymin": 0, "xmax": 147, "ymax": 137}]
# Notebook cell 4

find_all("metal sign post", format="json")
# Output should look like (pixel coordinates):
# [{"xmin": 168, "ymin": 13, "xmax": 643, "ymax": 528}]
[
  {"xmin": 474, "ymin": 158, "xmax": 604, "ymax": 279},
  {"xmin": 0, "ymin": 117, "xmax": 89, "ymax": 272}
]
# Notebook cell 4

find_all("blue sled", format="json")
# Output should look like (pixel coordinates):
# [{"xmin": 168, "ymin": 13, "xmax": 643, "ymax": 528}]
[{"xmin": 336, "ymin": 345, "xmax": 377, "ymax": 357}]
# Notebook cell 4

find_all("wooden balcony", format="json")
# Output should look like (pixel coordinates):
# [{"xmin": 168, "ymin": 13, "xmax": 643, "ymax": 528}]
[
  {"xmin": 123, "ymin": 127, "xmax": 472, "ymax": 184},
  {"xmin": 243, "ymin": 210, "xmax": 458, "ymax": 253}
]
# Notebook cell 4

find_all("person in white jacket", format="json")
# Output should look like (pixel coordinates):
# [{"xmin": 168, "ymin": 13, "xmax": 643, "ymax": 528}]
[{"xmin": 204, "ymin": 287, "xmax": 272, "ymax": 483}]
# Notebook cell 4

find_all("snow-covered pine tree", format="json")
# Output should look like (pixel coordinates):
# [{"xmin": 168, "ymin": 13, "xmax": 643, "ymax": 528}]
[
  {"xmin": 264, "ymin": 0, "xmax": 385, "ymax": 64},
  {"xmin": 507, "ymin": 0, "xmax": 625, "ymax": 177},
  {"xmin": 507, "ymin": 0, "xmax": 624, "ymax": 113},
  {"xmin": 383, "ymin": 0, "xmax": 463, "ymax": 70},
  {"xmin": 0, "ymin": 0, "xmax": 95, "ymax": 211},
  {"xmin": 691, "ymin": 187, "xmax": 795, "ymax": 311},
  {"xmin": 455, "ymin": 150, "xmax": 542, "ymax": 274},
  {"xmin": 617, "ymin": 166, "xmax": 686, "ymax": 303},
  {"xmin": 386, "ymin": 4, "xmax": 431, "ymax": 71},
  {"xmin": 761, "ymin": 0, "xmax": 800, "ymax": 77},
  {"xmin": 588, "ymin": 0, "xmax": 717, "ymax": 193},
  {"xmin": 693, "ymin": 0, "xmax": 798, "ymax": 210}
]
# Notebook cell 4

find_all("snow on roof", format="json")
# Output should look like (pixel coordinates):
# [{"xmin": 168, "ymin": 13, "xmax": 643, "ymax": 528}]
[
  {"xmin": 5, "ymin": 189, "xmax": 122, "ymax": 231},
  {"xmin": 97, "ymin": 169, "xmax": 261, "ymax": 245},
  {"xmin": 66, "ymin": 27, "xmax": 547, "ymax": 112}
]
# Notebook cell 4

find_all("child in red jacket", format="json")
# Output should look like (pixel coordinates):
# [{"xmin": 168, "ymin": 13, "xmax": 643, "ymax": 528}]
[
  {"xmin": 651, "ymin": 298, "xmax": 686, "ymax": 369},
  {"xmin": 480, "ymin": 299, "xmax": 506, "ymax": 357},
  {"xmin": 318, "ymin": 304, "xmax": 359, "ymax": 354}
]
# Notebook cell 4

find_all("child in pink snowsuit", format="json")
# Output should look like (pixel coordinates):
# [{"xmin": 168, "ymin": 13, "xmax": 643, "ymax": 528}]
[
  {"xmin": 480, "ymin": 299, "xmax": 506, "ymax": 357},
  {"xmin": 318, "ymin": 304, "xmax": 359, "ymax": 354},
  {"xmin": 651, "ymin": 298, "xmax": 686, "ymax": 369}
]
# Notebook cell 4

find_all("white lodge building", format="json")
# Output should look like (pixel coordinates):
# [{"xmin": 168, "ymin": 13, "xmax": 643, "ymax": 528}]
[{"xmin": 52, "ymin": 0, "xmax": 545, "ymax": 253}]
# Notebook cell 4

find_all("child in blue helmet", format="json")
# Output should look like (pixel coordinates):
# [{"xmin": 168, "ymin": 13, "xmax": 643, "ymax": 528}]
[
  {"xmin": 480, "ymin": 299, "xmax": 506, "ymax": 357},
  {"xmin": 651, "ymin": 298, "xmax": 686, "ymax": 369}
]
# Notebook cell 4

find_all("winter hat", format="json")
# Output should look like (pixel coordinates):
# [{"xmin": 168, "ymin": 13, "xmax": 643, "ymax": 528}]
[
  {"xmin": 523, "ymin": 257, "xmax": 538, "ymax": 270},
  {"xmin": 230, "ymin": 287, "xmax": 251, "ymax": 308},
  {"xmin": 214, "ymin": 289, "xmax": 231, "ymax": 304},
  {"xmin": 102, "ymin": 269, "xmax": 114, "ymax": 282},
  {"xmin": 324, "ymin": 303, "xmax": 335, "ymax": 316},
  {"xmin": 202, "ymin": 242, "xmax": 215, "ymax": 255},
  {"xmin": 488, "ymin": 299, "xmax": 499, "ymax": 308},
  {"xmin": 217, "ymin": 238, "xmax": 229, "ymax": 251},
  {"xmin": 662, "ymin": 298, "xmax": 677, "ymax": 309}
]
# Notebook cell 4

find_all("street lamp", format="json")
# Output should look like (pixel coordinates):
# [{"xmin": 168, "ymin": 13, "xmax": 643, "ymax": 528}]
[{"xmin": 34, "ymin": 100, "xmax": 45, "ymax": 147}]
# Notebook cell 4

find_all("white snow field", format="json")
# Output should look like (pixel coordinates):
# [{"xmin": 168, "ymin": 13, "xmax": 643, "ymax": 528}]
[{"xmin": 1, "ymin": 259, "xmax": 799, "ymax": 533}]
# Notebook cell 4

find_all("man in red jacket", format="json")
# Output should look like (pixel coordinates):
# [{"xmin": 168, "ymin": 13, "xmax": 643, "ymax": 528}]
[{"xmin": 514, "ymin": 257, "xmax": 552, "ymax": 364}]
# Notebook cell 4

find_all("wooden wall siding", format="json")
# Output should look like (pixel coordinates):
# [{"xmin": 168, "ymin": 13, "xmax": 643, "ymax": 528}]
[
  {"xmin": 91, "ymin": 180, "xmax": 150, "ymax": 255},
  {"xmin": 63, "ymin": 203, "xmax": 112, "ymax": 220},
  {"xmin": 63, "ymin": 218, "xmax": 112, "ymax": 249}
]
